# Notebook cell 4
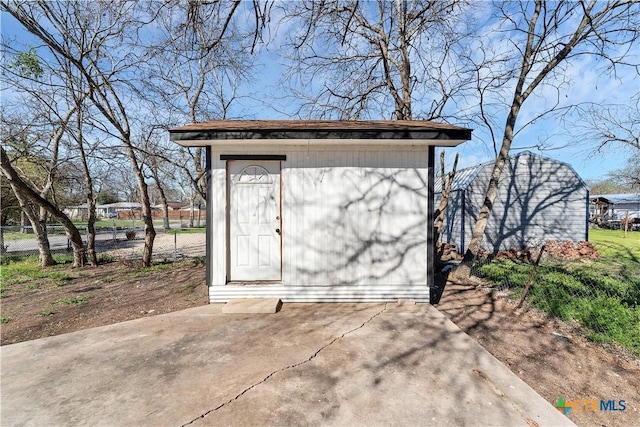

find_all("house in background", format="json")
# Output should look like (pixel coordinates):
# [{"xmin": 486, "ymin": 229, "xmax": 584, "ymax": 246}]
[
  {"xmin": 590, "ymin": 193, "xmax": 640, "ymax": 222},
  {"xmin": 169, "ymin": 120, "xmax": 471, "ymax": 303},
  {"xmin": 435, "ymin": 151, "xmax": 589, "ymax": 254},
  {"xmin": 65, "ymin": 202, "xmax": 141, "ymax": 220}
]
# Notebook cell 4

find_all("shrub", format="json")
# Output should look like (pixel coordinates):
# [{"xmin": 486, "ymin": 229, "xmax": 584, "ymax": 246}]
[{"xmin": 125, "ymin": 229, "xmax": 136, "ymax": 240}]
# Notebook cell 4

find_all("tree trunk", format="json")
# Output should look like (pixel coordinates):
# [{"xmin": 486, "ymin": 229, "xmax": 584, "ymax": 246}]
[
  {"xmin": 1, "ymin": 147, "xmax": 85, "ymax": 267},
  {"xmin": 0, "ymin": 213, "xmax": 5, "ymax": 255},
  {"xmin": 150, "ymin": 162, "xmax": 171, "ymax": 231},
  {"xmin": 162, "ymin": 201, "xmax": 170, "ymax": 231},
  {"xmin": 120, "ymin": 138, "xmax": 156, "ymax": 266},
  {"xmin": 135, "ymin": 175, "xmax": 156, "ymax": 266},
  {"xmin": 76, "ymin": 106, "xmax": 98, "ymax": 266},
  {"xmin": 0, "ymin": 222, "xmax": 4, "ymax": 255},
  {"xmin": 20, "ymin": 211, "xmax": 28, "ymax": 234},
  {"xmin": 12, "ymin": 187, "xmax": 55, "ymax": 267},
  {"xmin": 27, "ymin": 210, "xmax": 55, "ymax": 266},
  {"xmin": 85, "ymin": 197, "xmax": 98, "ymax": 266},
  {"xmin": 455, "ymin": 103, "xmax": 520, "ymax": 279},
  {"xmin": 189, "ymin": 197, "xmax": 195, "ymax": 228},
  {"xmin": 33, "ymin": 218, "xmax": 55, "ymax": 266},
  {"xmin": 434, "ymin": 151, "xmax": 459, "ymax": 256},
  {"xmin": 133, "ymin": 156, "xmax": 156, "ymax": 266}
]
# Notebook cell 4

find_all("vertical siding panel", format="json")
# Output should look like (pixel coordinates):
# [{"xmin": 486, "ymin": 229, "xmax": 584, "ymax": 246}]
[
  {"xmin": 208, "ymin": 150, "xmax": 217, "ymax": 289},
  {"xmin": 338, "ymin": 150, "xmax": 346, "ymax": 285},
  {"xmin": 293, "ymin": 150, "xmax": 302, "ymax": 284},
  {"xmin": 319, "ymin": 150, "xmax": 330, "ymax": 285},
  {"xmin": 317, "ymin": 150, "xmax": 326, "ymax": 285},
  {"xmin": 344, "ymin": 149, "xmax": 353, "ymax": 285},
  {"xmin": 211, "ymin": 154, "xmax": 226, "ymax": 288},
  {"xmin": 288, "ymin": 151, "xmax": 299, "ymax": 285},
  {"xmin": 377, "ymin": 149, "xmax": 387, "ymax": 286},
  {"xmin": 309, "ymin": 150, "xmax": 319, "ymax": 285},
  {"xmin": 283, "ymin": 152, "xmax": 291, "ymax": 285},
  {"xmin": 311, "ymin": 150, "xmax": 318, "ymax": 284},
  {"xmin": 218, "ymin": 156, "xmax": 227, "ymax": 287},
  {"xmin": 425, "ymin": 149, "xmax": 430, "ymax": 285},
  {"xmin": 368, "ymin": 150, "xmax": 375, "ymax": 286},
  {"xmin": 281, "ymin": 155, "xmax": 289, "ymax": 285},
  {"xmin": 302, "ymin": 150, "xmax": 311, "ymax": 284},
  {"xmin": 356, "ymin": 150, "xmax": 365, "ymax": 284}
]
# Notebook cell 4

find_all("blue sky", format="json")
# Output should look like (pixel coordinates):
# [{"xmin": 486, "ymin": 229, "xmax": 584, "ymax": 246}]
[
  {"xmin": 237, "ymin": 50, "xmax": 636, "ymax": 183},
  {"xmin": 2, "ymin": 4, "xmax": 637, "ymax": 183}
]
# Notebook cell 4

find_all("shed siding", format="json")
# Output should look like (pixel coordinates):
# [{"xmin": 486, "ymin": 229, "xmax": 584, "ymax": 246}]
[
  {"xmin": 209, "ymin": 146, "xmax": 431, "ymax": 302},
  {"xmin": 437, "ymin": 152, "xmax": 588, "ymax": 254}
]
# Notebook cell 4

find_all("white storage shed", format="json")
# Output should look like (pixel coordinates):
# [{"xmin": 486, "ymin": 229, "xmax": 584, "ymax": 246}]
[{"xmin": 169, "ymin": 120, "xmax": 471, "ymax": 303}]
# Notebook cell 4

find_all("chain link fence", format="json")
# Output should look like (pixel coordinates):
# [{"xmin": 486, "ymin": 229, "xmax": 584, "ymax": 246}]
[
  {"xmin": 454, "ymin": 240, "xmax": 640, "ymax": 357},
  {"xmin": 0, "ymin": 225, "xmax": 206, "ymax": 263}
]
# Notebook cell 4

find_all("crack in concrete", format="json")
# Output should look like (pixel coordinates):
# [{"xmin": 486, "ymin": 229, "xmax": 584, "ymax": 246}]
[{"xmin": 180, "ymin": 303, "xmax": 388, "ymax": 426}]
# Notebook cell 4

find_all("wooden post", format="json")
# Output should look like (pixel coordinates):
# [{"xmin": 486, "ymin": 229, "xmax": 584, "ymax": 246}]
[
  {"xmin": 516, "ymin": 245, "xmax": 545, "ymax": 309},
  {"xmin": 624, "ymin": 210, "xmax": 629, "ymax": 238}
]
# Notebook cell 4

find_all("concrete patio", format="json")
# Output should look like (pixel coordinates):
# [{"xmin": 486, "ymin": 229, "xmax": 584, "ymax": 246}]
[{"xmin": 0, "ymin": 302, "xmax": 573, "ymax": 426}]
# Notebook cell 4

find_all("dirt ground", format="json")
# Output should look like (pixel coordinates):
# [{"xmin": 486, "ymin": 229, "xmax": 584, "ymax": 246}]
[
  {"xmin": 2, "ymin": 263, "xmax": 638, "ymax": 426},
  {"xmin": 436, "ymin": 275, "xmax": 640, "ymax": 427},
  {"xmin": 0, "ymin": 260, "xmax": 208, "ymax": 345}
]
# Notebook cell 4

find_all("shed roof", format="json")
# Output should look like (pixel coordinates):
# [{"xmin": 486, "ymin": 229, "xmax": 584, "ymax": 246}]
[
  {"xmin": 434, "ymin": 151, "xmax": 586, "ymax": 192},
  {"xmin": 434, "ymin": 158, "xmax": 489, "ymax": 192},
  {"xmin": 169, "ymin": 120, "xmax": 472, "ymax": 147},
  {"xmin": 590, "ymin": 193, "xmax": 640, "ymax": 205}
]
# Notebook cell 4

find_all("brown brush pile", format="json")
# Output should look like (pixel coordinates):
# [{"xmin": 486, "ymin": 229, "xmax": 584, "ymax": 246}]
[{"xmin": 440, "ymin": 240, "xmax": 600, "ymax": 263}]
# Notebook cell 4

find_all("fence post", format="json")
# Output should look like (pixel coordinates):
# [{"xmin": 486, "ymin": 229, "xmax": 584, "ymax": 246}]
[
  {"xmin": 174, "ymin": 231, "xmax": 177, "ymax": 262},
  {"xmin": 516, "ymin": 244, "xmax": 546, "ymax": 309}
]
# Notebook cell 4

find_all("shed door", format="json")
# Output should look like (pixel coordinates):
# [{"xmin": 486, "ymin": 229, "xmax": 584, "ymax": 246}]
[{"xmin": 228, "ymin": 161, "xmax": 281, "ymax": 281}]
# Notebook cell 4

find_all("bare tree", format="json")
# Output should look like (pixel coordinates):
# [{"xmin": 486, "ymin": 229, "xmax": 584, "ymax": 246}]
[
  {"xmin": 0, "ymin": 120, "xmax": 57, "ymax": 266},
  {"xmin": 279, "ymin": 0, "xmax": 475, "ymax": 120},
  {"xmin": 1, "ymin": 146, "xmax": 86, "ymax": 266},
  {"xmin": 455, "ymin": 0, "xmax": 640, "ymax": 279},
  {"xmin": 434, "ymin": 150, "xmax": 459, "ymax": 255},
  {"xmin": 569, "ymin": 91, "xmax": 640, "ymax": 154},
  {"xmin": 2, "ymin": 0, "xmax": 163, "ymax": 266},
  {"xmin": 0, "ymin": 47, "xmax": 82, "ymax": 266},
  {"xmin": 609, "ymin": 157, "xmax": 640, "ymax": 191},
  {"xmin": 142, "ymin": 0, "xmax": 269, "ymax": 204},
  {"xmin": 4, "ymin": 40, "xmax": 102, "ymax": 265},
  {"xmin": 68, "ymin": 90, "xmax": 99, "ymax": 265}
]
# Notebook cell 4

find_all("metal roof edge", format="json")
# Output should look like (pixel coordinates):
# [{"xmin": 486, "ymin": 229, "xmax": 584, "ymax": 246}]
[{"xmin": 435, "ymin": 150, "xmax": 588, "ymax": 193}]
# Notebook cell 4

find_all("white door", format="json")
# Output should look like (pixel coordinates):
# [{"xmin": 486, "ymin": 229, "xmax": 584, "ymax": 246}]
[{"xmin": 228, "ymin": 161, "xmax": 281, "ymax": 281}]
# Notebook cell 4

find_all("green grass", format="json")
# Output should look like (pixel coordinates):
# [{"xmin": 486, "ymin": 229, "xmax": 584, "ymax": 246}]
[
  {"xmin": 52, "ymin": 254, "xmax": 75, "ymax": 264},
  {"xmin": 38, "ymin": 308, "xmax": 54, "ymax": 317},
  {"xmin": 474, "ymin": 229, "xmax": 640, "ymax": 356},
  {"xmin": 166, "ymin": 227, "xmax": 206, "ymax": 234},
  {"xmin": 133, "ymin": 263, "xmax": 171, "ymax": 277},
  {"xmin": 50, "ymin": 272, "xmax": 74, "ymax": 286},
  {"xmin": 0, "ymin": 316, "xmax": 10, "ymax": 323},
  {"xmin": 0, "ymin": 256, "xmax": 77, "ymax": 296},
  {"xmin": 55, "ymin": 295, "xmax": 93, "ymax": 306},
  {"xmin": 2, "ymin": 231, "xmax": 60, "ymax": 241}
]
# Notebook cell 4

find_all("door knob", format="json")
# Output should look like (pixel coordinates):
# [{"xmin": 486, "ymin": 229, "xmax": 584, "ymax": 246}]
[{"xmin": 275, "ymin": 228, "xmax": 281, "ymax": 235}]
